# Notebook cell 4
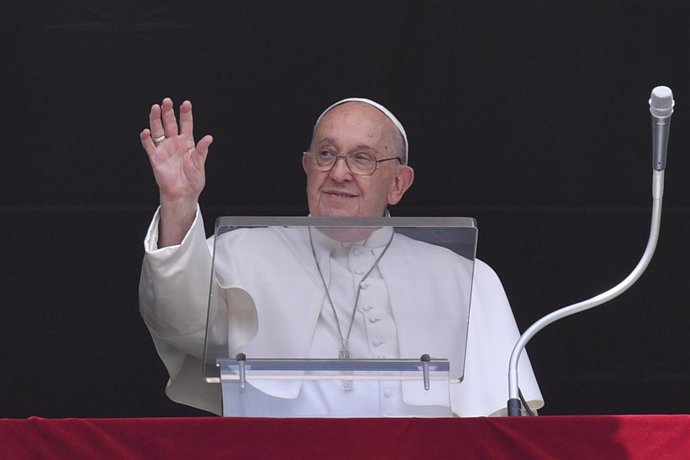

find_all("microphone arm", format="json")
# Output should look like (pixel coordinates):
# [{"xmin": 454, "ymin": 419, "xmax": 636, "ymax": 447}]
[{"xmin": 507, "ymin": 86, "xmax": 673, "ymax": 416}]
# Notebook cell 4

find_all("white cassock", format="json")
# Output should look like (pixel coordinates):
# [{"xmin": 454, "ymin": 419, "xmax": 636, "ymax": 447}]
[{"xmin": 140, "ymin": 206, "xmax": 543, "ymax": 416}]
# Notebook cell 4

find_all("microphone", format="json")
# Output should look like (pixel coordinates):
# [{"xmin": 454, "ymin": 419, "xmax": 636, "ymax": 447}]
[{"xmin": 649, "ymin": 86, "xmax": 674, "ymax": 171}]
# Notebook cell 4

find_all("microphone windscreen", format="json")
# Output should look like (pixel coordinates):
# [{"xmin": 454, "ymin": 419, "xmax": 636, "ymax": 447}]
[{"xmin": 650, "ymin": 86, "xmax": 674, "ymax": 117}]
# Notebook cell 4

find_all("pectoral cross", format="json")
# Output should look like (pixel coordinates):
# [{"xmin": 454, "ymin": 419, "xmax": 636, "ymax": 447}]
[
  {"xmin": 339, "ymin": 344, "xmax": 350, "ymax": 360},
  {"xmin": 340, "ymin": 342, "xmax": 353, "ymax": 391}
]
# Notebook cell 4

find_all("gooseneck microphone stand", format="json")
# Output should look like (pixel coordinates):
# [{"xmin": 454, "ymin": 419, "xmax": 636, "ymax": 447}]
[{"xmin": 507, "ymin": 86, "xmax": 674, "ymax": 416}]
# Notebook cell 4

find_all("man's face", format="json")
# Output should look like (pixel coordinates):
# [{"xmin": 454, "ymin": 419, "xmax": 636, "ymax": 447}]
[{"xmin": 302, "ymin": 102, "xmax": 414, "ymax": 217}]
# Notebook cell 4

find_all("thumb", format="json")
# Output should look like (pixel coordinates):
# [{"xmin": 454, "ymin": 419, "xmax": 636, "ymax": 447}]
[{"xmin": 196, "ymin": 135, "xmax": 214, "ymax": 163}]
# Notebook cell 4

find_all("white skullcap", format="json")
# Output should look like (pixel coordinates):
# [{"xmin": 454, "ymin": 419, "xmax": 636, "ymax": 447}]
[{"xmin": 315, "ymin": 97, "xmax": 409, "ymax": 165}]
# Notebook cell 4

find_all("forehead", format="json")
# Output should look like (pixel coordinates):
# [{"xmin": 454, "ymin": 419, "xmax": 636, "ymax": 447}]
[{"xmin": 313, "ymin": 102, "xmax": 395, "ymax": 146}]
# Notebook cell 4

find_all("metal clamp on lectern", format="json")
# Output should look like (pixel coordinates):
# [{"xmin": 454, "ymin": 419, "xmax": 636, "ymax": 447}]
[
  {"xmin": 421, "ymin": 354, "xmax": 431, "ymax": 390},
  {"xmin": 236, "ymin": 353, "xmax": 247, "ymax": 389}
]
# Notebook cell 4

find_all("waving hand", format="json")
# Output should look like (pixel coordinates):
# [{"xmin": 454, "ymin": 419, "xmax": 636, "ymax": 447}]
[{"xmin": 140, "ymin": 98, "xmax": 213, "ymax": 246}]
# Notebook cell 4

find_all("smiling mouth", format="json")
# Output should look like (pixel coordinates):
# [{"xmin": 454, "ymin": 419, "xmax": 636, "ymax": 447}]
[{"xmin": 325, "ymin": 190, "xmax": 357, "ymax": 198}]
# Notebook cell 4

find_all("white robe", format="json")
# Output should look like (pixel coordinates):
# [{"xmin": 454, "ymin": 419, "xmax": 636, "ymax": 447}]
[{"xmin": 139, "ymin": 206, "xmax": 543, "ymax": 416}]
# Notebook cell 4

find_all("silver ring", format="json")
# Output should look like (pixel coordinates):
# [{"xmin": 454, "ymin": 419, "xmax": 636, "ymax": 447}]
[{"xmin": 153, "ymin": 135, "xmax": 166, "ymax": 144}]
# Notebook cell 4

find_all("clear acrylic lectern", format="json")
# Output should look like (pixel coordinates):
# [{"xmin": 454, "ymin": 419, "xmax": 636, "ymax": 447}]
[{"xmin": 203, "ymin": 217, "xmax": 477, "ymax": 417}]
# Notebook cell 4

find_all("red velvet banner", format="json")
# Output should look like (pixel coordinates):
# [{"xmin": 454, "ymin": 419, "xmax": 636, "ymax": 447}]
[{"xmin": 1, "ymin": 415, "xmax": 688, "ymax": 459}]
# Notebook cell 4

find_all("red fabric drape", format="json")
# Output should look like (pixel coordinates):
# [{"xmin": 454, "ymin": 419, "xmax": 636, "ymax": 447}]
[{"xmin": 1, "ymin": 415, "xmax": 688, "ymax": 459}]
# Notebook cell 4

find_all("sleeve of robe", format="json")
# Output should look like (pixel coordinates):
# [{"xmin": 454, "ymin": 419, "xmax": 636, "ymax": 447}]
[
  {"xmin": 452, "ymin": 259, "xmax": 544, "ymax": 416},
  {"xmin": 139, "ymin": 205, "xmax": 223, "ymax": 415}
]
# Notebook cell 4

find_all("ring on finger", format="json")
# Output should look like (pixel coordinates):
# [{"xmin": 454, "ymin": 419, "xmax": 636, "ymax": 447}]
[{"xmin": 153, "ymin": 135, "xmax": 166, "ymax": 144}]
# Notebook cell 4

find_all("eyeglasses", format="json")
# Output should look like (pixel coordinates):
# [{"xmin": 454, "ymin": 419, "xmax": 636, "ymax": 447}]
[{"xmin": 304, "ymin": 150, "xmax": 402, "ymax": 176}]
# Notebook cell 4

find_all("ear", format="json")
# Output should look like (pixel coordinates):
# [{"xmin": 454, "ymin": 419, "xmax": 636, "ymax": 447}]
[
  {"xmin": 387, "ymin": 165, "xmax": 415, "ymax": 205},
  {"xmin": 302, "ymin": 152, "xmax": 310, "ymax": 175}
]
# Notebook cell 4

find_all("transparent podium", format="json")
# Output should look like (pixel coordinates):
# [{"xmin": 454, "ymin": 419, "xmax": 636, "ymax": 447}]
[{"xmin": 203, "ymin": 216, "xmax": 477, "ymax": 417}]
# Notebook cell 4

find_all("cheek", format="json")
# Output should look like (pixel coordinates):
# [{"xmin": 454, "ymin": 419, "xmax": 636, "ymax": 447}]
[
  {"xmin": 306, "ymin": 171, "xmax": 325, "ymax": 194},
  {"xmin": 366, "ymin": 176, "xmax": 393, "ymax": 200}
]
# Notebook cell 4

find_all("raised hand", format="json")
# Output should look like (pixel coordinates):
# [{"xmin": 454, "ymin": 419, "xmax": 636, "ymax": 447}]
[{"xmin": 140, "ymin": 98, "xmax": 214, "ymax": 247}]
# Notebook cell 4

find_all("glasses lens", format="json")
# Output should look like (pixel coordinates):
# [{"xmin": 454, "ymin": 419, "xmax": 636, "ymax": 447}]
[
  {"xmin": 310, "ymin": 151, "xmax": 334, "ymax": 170},
  {"xmin": 346, "ymin": 152, "xmax": 376, "ymax": 175},
  {"xmin": 307, "ymin": 151, "xmax": 377, "ymax": 175}
]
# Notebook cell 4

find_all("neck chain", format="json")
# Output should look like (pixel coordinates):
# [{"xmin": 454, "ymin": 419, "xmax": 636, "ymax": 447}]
[{"xmin": 308, "ymin": 227, "xmax": 394, "ymax": 359}]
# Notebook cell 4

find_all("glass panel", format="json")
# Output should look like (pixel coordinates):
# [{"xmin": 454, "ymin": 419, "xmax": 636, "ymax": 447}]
[{"xmin": 203, "ymin": 216, "xmax": 477, "ymax": 416}]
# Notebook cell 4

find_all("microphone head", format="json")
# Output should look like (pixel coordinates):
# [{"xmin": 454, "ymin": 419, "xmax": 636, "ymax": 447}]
[{"xmin": 649, "ymin": 86, "xmax": 674, "ymax": 117}]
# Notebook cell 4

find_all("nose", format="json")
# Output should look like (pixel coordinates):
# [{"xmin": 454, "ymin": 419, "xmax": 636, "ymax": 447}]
[{"xmin": 328, "ymin": 156, "xmax": 353, "ymax": 182}]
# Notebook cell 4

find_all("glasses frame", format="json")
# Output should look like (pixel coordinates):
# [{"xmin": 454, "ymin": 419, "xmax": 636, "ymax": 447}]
[{"xmin": 303, "ymin": 151, "xmax": 402, "ymax": 176}]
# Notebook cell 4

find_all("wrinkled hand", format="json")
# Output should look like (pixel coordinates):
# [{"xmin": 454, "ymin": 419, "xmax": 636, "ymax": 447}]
[
  {"xmin": 140, "ymin": 98, "xmax": 213, "ymax": 246},
  {"xmin": 140, "ymin": 98, "xmax": 213, "ymax": 206}
]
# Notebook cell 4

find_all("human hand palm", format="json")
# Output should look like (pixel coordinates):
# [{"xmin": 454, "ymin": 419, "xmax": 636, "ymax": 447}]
[
  {"xmin": 140, "ymin": 98, "xmax": 213, "ymax": 203},
  {"xmin": 149, "ymin": 134, "xmax": 205, "ymax": 199}
]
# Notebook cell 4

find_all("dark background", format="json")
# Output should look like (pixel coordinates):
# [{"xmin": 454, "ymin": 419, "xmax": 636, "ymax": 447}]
[{"xmin": 2, "ymin": 1, "xmax": 689, "ymax": 417}]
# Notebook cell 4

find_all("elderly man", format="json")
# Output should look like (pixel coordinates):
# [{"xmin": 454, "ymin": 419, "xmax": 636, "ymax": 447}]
[{"xmin": 139, "ymin": 97, "xmax": 543, "ymax": 416}]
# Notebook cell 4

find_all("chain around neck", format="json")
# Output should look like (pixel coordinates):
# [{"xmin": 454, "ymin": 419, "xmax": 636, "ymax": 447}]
[{"xmin": 308, "ymin": 226, "xmax": 395, "ymax": 358}]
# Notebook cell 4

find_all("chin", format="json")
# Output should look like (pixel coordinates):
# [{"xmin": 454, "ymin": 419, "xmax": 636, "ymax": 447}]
[
  {"xmin": 310, "ymin": 197, "xmax": 385, "ymax": 218},
  {"xmin": 316, "ymin": 207, "xmax": 388, "ymax": 218}
]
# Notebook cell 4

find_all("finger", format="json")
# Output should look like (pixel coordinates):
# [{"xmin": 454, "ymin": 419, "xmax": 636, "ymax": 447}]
[
  {"xmin": 140, "ymin": 129, "xmax": 157, "ymax": 157},
  {"xmin": 179, "ymin": 100, "xmax": 194, "ymax": 139},
  {"xmin": 196, "ymin": 135, "xmax": 214, "ymax": 165},
  {"xmin": 161, "ymin": 97, "xmax": 179, "ymax": 138},
  {"xmin": 148, "ymin": 104, "xmax": 165, "ymax": 140}
]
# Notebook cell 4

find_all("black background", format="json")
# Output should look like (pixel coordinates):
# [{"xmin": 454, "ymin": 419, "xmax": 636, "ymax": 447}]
[{"xmin": 2, "ymin": 1, "xmax": 689, "ymax": 417}]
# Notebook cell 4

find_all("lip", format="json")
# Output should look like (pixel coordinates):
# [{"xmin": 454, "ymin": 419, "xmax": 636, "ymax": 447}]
[{"xmin": 323, "ymin": 190, "xmax": 357, "ymax": 198}]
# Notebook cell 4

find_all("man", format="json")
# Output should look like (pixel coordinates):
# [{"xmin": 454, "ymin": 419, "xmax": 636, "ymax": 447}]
[{"xmin": 139, "ymin": 97, "xmax": 543, "ymax": 416}]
